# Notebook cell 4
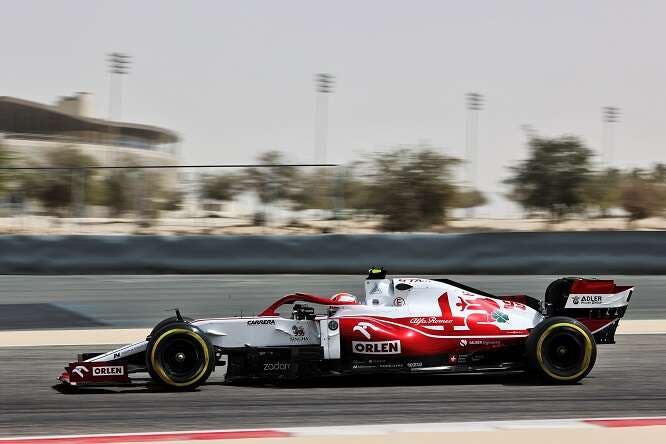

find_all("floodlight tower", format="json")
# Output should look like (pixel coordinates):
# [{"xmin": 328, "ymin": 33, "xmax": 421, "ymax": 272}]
[
  {"xmin": 602, "ymin": 106, "xmax": 620, "ymax": 166},
  {"xmin": 465, "ymin": 92, "xmax": 484, "ymax": 217},
  {"xmin": 107, "ymin": 52, "xmax": 132, "ymax": 120},
  {"xmin": 314, "ymin": 73, "xmax": 335, "ymax": 163}
]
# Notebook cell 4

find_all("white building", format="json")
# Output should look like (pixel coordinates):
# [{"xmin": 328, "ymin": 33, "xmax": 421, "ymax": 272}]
[{"xmin": 0, "ymin": 93, "xmax": 180, "ymax": 167}]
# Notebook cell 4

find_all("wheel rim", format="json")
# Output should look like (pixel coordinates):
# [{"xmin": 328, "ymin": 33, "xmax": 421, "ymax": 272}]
[
  {"xmin": 151, "ymin": 329, "xmax": 210, "ymax": 386},
  {"xmin": 536, "ymin": 323, "xmax": 593, "ymax": 381},
  {"xmin": 544, "ymin": 331, "xmax": 584, "ymax": 372}
]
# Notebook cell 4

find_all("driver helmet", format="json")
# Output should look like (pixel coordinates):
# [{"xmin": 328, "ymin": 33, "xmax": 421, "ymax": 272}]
[{"xmin": 331, "ymin": 292, "xmax": 358, "ymax": 303}]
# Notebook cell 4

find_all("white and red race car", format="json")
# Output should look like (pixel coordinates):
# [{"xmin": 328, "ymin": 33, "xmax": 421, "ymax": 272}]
[{"xmin": 58, "ymin": 268, "xmax": 633, "ymax": 389}]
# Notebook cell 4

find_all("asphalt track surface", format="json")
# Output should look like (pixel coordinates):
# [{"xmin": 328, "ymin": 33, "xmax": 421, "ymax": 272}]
[
  {"xmin": 0, "ymin": 275, "xmax": 664, "ymax": 437},
  {"xmin": 0, "ymin": 335, "xmax": 664, "ymax": 437},
  {"xmin": 0, "ymin": 275, "xmax": 663, "ymax": 329}
]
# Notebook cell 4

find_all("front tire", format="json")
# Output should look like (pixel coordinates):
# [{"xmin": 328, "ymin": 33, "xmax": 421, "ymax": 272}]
[
  {"xmin": 146, "ymin": 322, "xmax": 214, "ymax": 390},
  {"xmin": 526, "ymin": 316, "xmax": 596, "ymax": 384}
]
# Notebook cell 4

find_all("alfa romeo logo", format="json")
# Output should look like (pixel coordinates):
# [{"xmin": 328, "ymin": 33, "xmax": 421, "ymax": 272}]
[{"xmin": 491, "ymin": 310, "xmax": 509, "ymax": 323}]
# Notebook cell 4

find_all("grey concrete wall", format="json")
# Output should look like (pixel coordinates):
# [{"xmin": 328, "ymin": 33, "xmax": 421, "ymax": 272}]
[{"xmin": 0, "ymin": 231, "xmax": 663, "ymax": 274}]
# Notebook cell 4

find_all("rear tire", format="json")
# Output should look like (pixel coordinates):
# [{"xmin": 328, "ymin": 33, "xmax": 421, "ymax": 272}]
[
  {"xmin": 526, "ymin": 316, "xmax": 596, "ymax": 384},
  {"xmin": 146, "ymin": 322, "xmax": 214, "ymax": 390}
]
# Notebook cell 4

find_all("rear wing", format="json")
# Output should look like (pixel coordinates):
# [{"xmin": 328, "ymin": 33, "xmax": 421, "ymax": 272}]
[{"xmin": 545, "ymin": 278, "xmax": 634, "ymax": 344}]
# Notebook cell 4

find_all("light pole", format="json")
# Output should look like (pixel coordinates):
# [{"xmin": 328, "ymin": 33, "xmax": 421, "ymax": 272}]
[
  {"xmin": 107, "ymin": 52, "xmax": 131, "ymax": 121},
  {"xmin": 465, "ymin": 92, "xmax": 484, "ymax": 218},
  {"xmin": 314, "ymin": 73, "xmax": 335, "ymax": 163},
  {"xmin": 602, "ymin": 106, "xmax": 620, "ymax": 167}
]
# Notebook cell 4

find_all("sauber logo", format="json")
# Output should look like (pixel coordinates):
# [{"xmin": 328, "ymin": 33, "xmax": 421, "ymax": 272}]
[
  {"xmin": 93, "ymin": 366, "xmax": 124, "ymax": 376},
  {"xmin": 352, "ymin": 321, "xmax": 382, "ymax": 340},
  {"xmin": 352, "ymin": 340, "xmax": 401, "ymax": 354}
]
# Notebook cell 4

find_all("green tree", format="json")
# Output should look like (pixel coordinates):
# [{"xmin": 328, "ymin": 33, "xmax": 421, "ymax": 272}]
[
  {"xmin": 243, "ymin": 151, "xmax": 300, "ymax": 204},
  {"xmin": 100, "ymin": 169, "xmax": 135, "ymax": 217},
  {"xmin": 505, "ymin": 136, "xmax": 593, "ymax": 220},
  {"xmin": 620, "ymin": 167, "xmax": 666, "ymax": 220},
  {"xmin": 20, "ymin": 146, "xmax": 99, "ymax": 215},
  {"xmin": 583, "ymin": 168, "xmax": 622, "ymax": 216},
  {"xmin": 200, "ymin": 172, "xmax": 241, "ymax": 202},
  {"xmin": 100, "ymin": 167, "xmax": 177, "ymax": 219},
  {"xmin": 0, "ymin": 142, "xmax": 13, "ymax": 195},
  {"xmin": 362, "ymin": 147, "xmax": 461, "ymax": 231},
  {"xmin": 289, "ymin": 166, "xmax": 370, "ymax": 214},
  {"xmin": 451, "ymin": 188, "xmax": 488, "ymax": 210}
]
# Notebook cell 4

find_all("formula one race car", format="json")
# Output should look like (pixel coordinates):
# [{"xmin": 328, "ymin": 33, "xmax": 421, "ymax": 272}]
[{"xmin": 58, "ymin": 268, "xmax": 633, "ymax": 389}]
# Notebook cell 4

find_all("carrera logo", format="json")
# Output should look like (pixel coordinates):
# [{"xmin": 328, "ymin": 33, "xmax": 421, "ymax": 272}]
[
  {"xmin": 352, "ymin": 340, "xmax": 401, "ymax": 355},
  {"xmin": 92, "ymin": 366, "xmax": 124, "ymax": 376},
  {"xmin": 247, "ymin": 319, "xmax": 276, "ymax": 326}
]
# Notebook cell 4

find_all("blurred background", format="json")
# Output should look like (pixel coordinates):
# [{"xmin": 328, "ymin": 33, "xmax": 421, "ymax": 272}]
[{"xmin": 0, "ymin": 0, "xmax": 665, "ymax": 235}]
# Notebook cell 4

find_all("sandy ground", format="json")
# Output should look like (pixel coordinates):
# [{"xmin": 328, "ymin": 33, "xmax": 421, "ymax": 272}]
[{"xmin": 1, "ymin": 215, "xmax": 666, "ymax": 235}]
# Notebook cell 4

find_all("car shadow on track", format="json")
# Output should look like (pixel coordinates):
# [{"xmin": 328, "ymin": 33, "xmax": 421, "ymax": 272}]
[
  {"xmin": 52, "ymin": 372, "xmax": 576, "ymax": 394},
  {"xmin": 215, "ymin": 372, "xmax": 575, "ymax": 389}
]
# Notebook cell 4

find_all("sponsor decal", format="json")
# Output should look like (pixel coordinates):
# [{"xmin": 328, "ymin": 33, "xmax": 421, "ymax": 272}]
[
  {"xmin": 290, "ymin": 336, "xmax": 311, "ymax": 342},
  {"xmin": 289, "ymin": 325, "xmax": 310, "ymax": 342},
  {"xmin": 353, "ymin": 321, "xmax": 381, "ymax": 340},
  {"xmin": 263, "ymin": 362, "xmax": 291, "ymax": 371},
  {"xmin": 328, "ymin": 320, "xmax": 339, "ymax": 331},
  {"xmin": 409, "ymin": 317, "xmax": 453, "ymax": 326},
  {"xmin": 396, "ymin": 278, "xmax": 427, "ymax": 283},
  {"xmin": 406, "ymin": 361, "xmax": 423, "ymax": 368},
  {"xmin": 461, "ymin": 339, "xmax": 502, "ymax": 347},
  {"xmin": 376, "ymin": 363, "xmax": 404, "ymax": 369},
  {"xmin": 448, "ymin": 354, "xmax": 458, "ymax": 364},
  {"xmin": 92, "ymin": 366, "xmax": 124, "ymax": 376},
  {"xmin": 113, "ymin": 352, "xmax": 121, "ymax": 359},
  {"xmin": 393, "ymin": 297, "xmax": 406, "ymax": 307},
  {"xmin": 368, "ymin": 282, "xmax": 381, "ymax": 295},
  {"xmin": 247, "ymin": 319, "xmax": 276, "ymax": 326},
  {"xmin": 491, "ymin": 310, "xmax": 509, "ymax": 323},
  {"xmin": 352, "ymin": 340, "xmax": 401, "ymax": 354},
  {"xmin": 72, "ymin": 365, "xmax": 89, "ymax": 377},
  {"xmin": 573, "ymin": 295, "xmax": 603, "ymax": 305}
]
